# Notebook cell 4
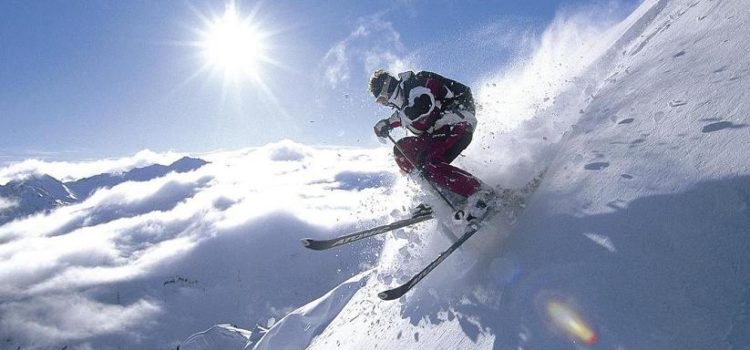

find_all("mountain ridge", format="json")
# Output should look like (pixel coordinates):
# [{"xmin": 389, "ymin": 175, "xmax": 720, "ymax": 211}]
[{"xmin": 0, "ymin": 156, "xmax": 208, "ymax": 225}]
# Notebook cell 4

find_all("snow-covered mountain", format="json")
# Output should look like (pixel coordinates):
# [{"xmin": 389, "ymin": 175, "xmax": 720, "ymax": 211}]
[
  {"xmin": 1, "ymin": 0, "xmax": 749, "ymax": 349},
  {"xmin": 65, "ymin": 156, "xmax": 208, "ymax": 199},
  {"xmin": 0, "ymin": 174, "xmax": 78, "ymax": 225},
  {"xmin": 0, "ymin": 156, "xmax": 207, "ymax": 225}
]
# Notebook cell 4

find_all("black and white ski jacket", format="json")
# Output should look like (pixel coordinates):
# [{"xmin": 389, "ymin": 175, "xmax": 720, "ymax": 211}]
[{"xmin": 384, "ymin": 71, "xmax": 477, "ymax": 135}]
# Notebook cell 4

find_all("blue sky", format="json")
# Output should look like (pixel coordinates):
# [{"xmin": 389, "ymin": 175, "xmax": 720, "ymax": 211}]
[{"xmin": 0, "ymin": 0, "xmax": 640, "ymax": 161}]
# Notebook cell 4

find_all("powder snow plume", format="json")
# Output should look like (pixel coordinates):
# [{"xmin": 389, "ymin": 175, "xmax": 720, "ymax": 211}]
[{"xmin": 465, "ymin": 1, "xmax": 653, "ymax": 189}]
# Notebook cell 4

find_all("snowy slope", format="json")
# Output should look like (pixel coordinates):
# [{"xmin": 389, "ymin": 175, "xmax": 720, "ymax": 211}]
[
  {"xmin": 0, "ymin": 174, "xmax": 77, "ymax": 225},
  {"xmin": 242, "ymin": 0, "xmax": 750, "ymax": 349},
  {"xmin": 3, "ymin": 0, "xmax": 749, "ymax": 349}
]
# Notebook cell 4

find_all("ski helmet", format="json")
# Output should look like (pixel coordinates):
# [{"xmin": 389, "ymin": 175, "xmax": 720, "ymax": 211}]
[{"xmin": 369, "ymin": 70, "xmax": 397, "ymax": 105}]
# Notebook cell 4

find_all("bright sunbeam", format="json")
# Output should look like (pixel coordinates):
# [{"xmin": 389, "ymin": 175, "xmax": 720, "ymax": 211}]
[
  {"xmin": 182, "ymin": 1, "xmax": 294, "ymax": 131},
  {"xmin": 199, "ymin": 2, "xmax": 269, "ymax": 81}
]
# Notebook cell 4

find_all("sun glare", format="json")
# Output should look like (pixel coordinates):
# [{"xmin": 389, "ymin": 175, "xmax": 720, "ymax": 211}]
[
  {"xmin": 200, "ymin": 3, "xmax": 268, "ymax": 80},
  {"xmin": 188, "ymin": 1, "xmax": 287, "ymax": 115}
]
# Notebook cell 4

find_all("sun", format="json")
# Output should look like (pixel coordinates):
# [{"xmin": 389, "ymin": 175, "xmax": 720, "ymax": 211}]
[
  {"xmin": 199, "ymin": 3, "xmax": 269, "ymax": 81},
  {"xmin": 187, "ymin": 1, "xmax": 288, "ymax": 114}
]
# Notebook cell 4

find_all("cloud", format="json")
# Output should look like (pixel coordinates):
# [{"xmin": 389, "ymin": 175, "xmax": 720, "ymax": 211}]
[
  {"xmin": 0, "ymin": 294, "xmax": 160, "ymax": 346},
  {"xmin": 0, "ymin": 149, "xmax": 184, "ymax": 185},
  {"xmin": 264, "ymin": 139, "xmax": 313, "ymax": 161},
  {"xmin": 320, "ymin": 15, "xmax": 417, "ymax": 87},
  {"xmin": 0, "ymin": 141, "xmax": 413, "ymax": 349},
  {"xmin": 0, "ymin": 196, "xmax": 18, "ymax": 211}
]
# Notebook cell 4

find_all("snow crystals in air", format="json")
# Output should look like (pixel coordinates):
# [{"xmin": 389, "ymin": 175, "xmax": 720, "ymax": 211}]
[{"xmin": 4, "ymin": 0, "xmax": 750, "ymax": 349}]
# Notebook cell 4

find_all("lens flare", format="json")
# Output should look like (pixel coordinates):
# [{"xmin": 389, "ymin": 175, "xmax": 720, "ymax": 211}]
[{"xmin": 546, "ymin": 301, "xmax": 598, "ymax": 345}]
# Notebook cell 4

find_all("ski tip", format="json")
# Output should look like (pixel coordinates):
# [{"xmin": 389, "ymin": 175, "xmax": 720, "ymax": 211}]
[
  {"xmin": 301, "ymin": 239, "xmax": 326, "ymax": 250},
  {"xmin": 378, "ymin": 290, "xmax": 402, "ymax": 301}
]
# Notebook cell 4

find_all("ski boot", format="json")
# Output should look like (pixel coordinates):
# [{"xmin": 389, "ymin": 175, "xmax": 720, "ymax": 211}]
[
  {"xmin": 454, "ymin": 186, "xmax": 496, "ymax": 224},
  {"xmin": 467, "ymin": 187, "xmax": 496, "ymax": 222}
]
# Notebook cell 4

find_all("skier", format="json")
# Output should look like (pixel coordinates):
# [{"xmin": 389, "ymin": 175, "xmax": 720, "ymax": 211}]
[{"xmin": 369, "ymin": 69, "xmax": 495, "ymax": 222}]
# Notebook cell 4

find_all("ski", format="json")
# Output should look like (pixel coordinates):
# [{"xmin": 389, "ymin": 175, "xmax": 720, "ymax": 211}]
[
  {"xmin": 377, "ymin": 173, "xmax": 545, "ymax": 300},
  {"xmin": 301, "ymin": 206, "xmax": 434, "ymax": 251},
  {"xmin": 378, "ymin": 220, "xmax": 484, "ymax": 301}
]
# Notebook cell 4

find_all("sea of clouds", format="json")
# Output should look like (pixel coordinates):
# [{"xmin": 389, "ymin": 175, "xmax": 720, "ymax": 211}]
[{"xmin": 0, "ymin": 140, "xmax": 414, "ymax": 349}]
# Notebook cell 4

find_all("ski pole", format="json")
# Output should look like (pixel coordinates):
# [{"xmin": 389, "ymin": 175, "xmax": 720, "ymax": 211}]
[{"xmin": 387, "ymin": 133, "xmax": 460, "ymax": 213}]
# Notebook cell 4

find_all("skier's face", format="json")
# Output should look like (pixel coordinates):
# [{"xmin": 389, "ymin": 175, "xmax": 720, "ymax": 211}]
[
  {"xmin": 375, "ymin": 95, "xmax": 388, "ymax": 106},
  {"xmin": 374, "ymin": 77, "xmax": 393, "ymax": 106}
]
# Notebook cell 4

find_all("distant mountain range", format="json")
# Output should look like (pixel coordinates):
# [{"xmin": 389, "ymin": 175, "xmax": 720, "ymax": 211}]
[{"xmin": 0, "ymin": 156, "xmax": 208, "ymax": 225}]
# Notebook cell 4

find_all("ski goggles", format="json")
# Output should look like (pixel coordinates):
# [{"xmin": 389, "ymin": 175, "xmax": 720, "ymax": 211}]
[{"xmin": 374, "ymin": 77, "xmax": 393, "ymax": 105}]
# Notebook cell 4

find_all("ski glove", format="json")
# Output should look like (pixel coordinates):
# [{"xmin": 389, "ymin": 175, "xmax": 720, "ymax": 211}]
[{"xmin": 373, "ymin": 118, "xmax": 392, "ymax": 138}]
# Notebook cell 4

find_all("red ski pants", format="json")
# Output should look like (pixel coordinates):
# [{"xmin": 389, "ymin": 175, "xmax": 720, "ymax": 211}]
[{"xmin": 393, "ymin": 122, "xmax": 481, "ymax": 198}]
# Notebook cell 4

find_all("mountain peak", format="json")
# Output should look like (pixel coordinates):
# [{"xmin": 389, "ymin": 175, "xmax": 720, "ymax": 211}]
[
  {"xmin": 4, "ymin": 173, "xmax": 73, "ymax": 200},
  {"xmin": 0, "ymin": 156, "xmax": 210, "ymax": 225},
  {"xmin": 0, "ymin": 173, "xmax": 76, "ymax": 223},
  {"xmin": 7, "ymin": 173, "xmax": 60, "ymax": 186},
  {"xmin": 169, "ymin": 156, "xmax": 209, "ymax": 173}
]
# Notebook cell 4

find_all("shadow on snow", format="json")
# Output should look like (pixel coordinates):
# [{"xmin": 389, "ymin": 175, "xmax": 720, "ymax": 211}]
[{"xmin": 398, "ymin": 176, "xmax": 750, "ymax": 350}]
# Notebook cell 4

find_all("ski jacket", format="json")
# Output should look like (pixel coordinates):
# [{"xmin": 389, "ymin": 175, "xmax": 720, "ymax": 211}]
[{"xmin": 384, "ymin": 71, "xmax": 477, "ymax": 135}]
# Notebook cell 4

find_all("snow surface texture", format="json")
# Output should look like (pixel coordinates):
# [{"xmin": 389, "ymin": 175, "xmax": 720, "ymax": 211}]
[
  {"xmin": 251, "ymin": 272, "xmax": 371, "ymax": 350},
  {"xmin": 248, "ymin": 0, "xmax": 750, "ymax": 349},
  {"xmin": 2, "ymin": 0, "xmax": 750, "ymax": 349},
  {"xmin": 181, "ymin": 324, "xmax": 252, "ymax": 350}
]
